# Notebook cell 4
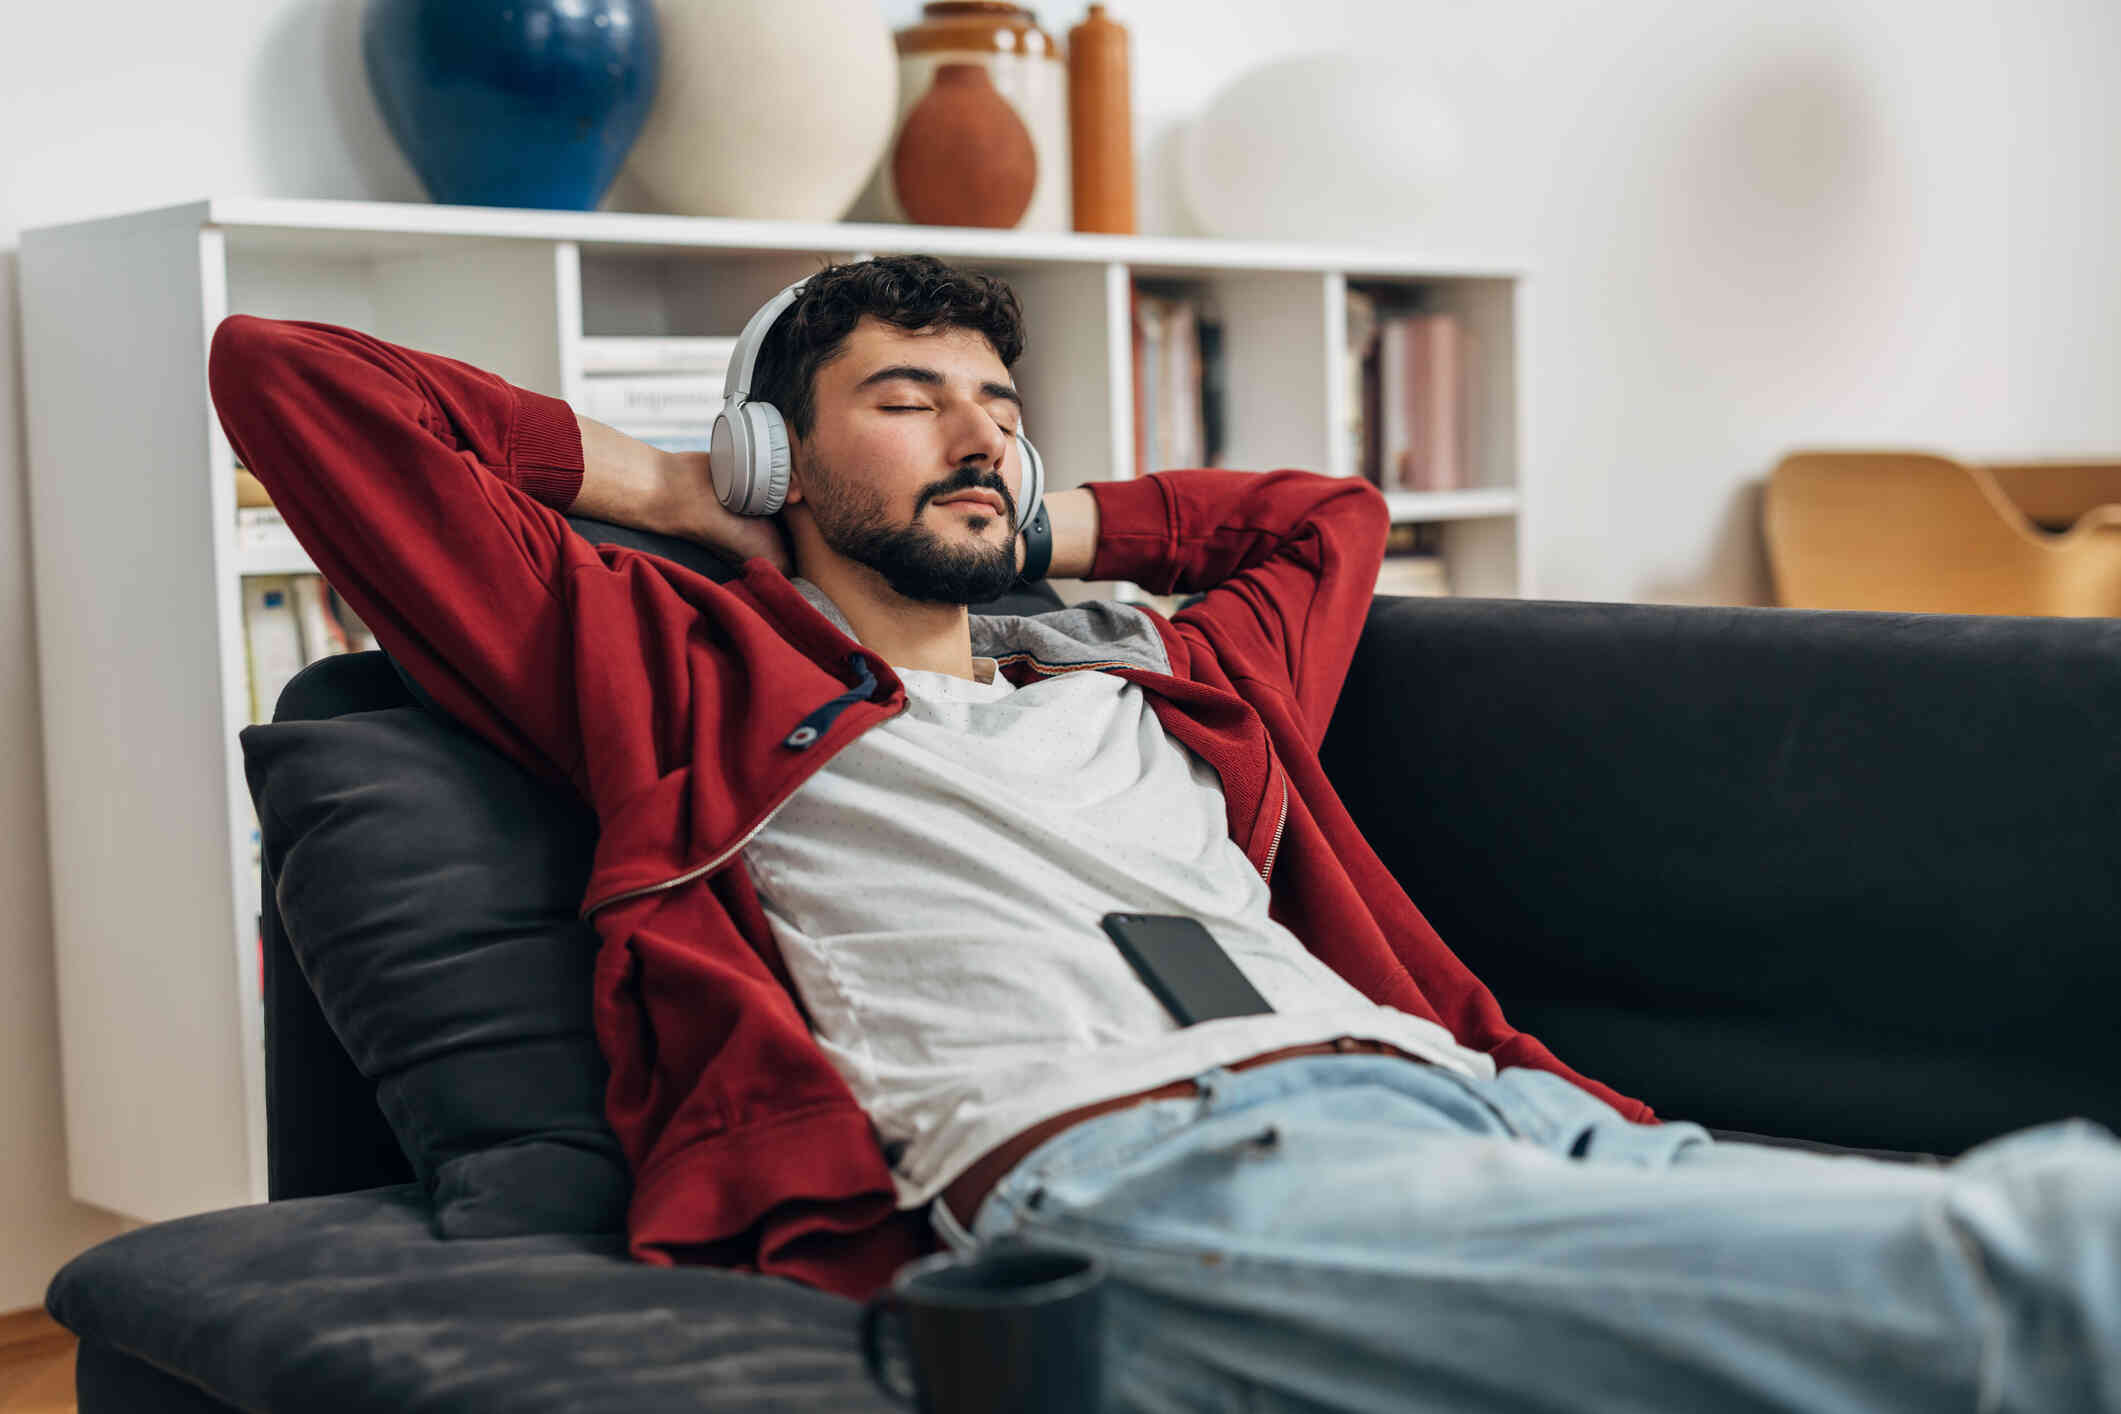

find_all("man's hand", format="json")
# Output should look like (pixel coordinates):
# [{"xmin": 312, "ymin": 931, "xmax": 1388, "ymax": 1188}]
[
  {"xmin": 571, "ymin": 413, "xmax": 794, "ymax": 576},
  {"xmin": 661, "ymin": 451, "xmax": 795, "ymax": 577}
]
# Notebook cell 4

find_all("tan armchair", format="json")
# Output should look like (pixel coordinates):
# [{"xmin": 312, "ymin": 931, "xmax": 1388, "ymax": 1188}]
[{"xmin": 1763, "ymin": 451, "xmax": 2121, "ymax": 616}]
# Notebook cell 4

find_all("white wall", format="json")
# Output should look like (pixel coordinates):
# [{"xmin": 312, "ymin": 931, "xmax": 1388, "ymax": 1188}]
[{"xmin": 3, "ymin": 0, "xmax": 2116, "ymax": 1310}]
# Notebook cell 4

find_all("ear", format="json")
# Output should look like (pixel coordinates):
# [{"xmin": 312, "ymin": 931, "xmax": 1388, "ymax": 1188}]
[{"xmin": 781, "ymin": 435, "xmax": 807, "ymax": 509}]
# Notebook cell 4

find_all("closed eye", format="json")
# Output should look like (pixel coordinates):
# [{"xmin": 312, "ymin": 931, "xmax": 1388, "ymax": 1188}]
[{"xmin": 883, "ymin": 405, "xmax": 1023, "ymax": 437}]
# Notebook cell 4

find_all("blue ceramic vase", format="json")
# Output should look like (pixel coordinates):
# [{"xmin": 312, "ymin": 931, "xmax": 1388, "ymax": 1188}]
[{"xmin": 361, "ymin": 0, "xmax": 661, "ymax": 210}]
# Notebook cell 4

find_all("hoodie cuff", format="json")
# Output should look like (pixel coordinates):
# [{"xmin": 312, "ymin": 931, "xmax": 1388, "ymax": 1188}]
[
  {"xmin": 509, "ymin": 384, "xmax": 586, "ymax": 510},
  {"xmin": 1084, "ymin": 474, "xmax": 1177, "ymax": 587}
]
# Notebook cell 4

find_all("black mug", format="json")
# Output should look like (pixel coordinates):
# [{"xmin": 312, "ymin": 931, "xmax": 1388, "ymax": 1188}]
[{"xmin": 859, "ymin": 1243, "xmax": 1108, "ymax": 1412}]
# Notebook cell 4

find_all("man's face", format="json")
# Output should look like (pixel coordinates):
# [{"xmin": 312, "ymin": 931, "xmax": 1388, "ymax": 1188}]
[{"xmin": 788, "ymin": 315, "xmax": 1025, "ymax": 605}]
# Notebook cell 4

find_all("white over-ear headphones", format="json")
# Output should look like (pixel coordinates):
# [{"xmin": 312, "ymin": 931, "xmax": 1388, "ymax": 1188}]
[{"xmin": 708, "ymin": 275, "xmax": 1046, "ymax": 534}]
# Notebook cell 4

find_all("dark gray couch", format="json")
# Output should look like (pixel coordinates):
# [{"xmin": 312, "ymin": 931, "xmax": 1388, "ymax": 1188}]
[{"xmin": 45, "ymin": 518, "xmax": 2121, "ymax": 1411}]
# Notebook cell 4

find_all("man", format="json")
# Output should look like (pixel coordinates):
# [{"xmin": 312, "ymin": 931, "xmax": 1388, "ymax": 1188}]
[{"xmin": 209, "ymin": 254, "xmax": 2119, "ymax": 1411}]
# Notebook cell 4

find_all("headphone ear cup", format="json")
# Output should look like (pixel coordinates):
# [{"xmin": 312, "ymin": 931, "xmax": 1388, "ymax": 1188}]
[
  {"xmin": 1014, "ymin": 432, "xmax": 1046, "ymax": 533},
  {"xmin": 743, "ymin": 402, "xmax": 791, "ymax": 517},
  {"xmin": 709, "ymin": 406, "xmax": 748, "ymax": 513},
  {"xmin": 714, "ymin": 401, "xmax": 788, "ymax": 517}
]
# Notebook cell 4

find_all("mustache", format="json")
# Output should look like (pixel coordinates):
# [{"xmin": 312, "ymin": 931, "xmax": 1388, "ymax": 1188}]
[{"xmin": 928, "ymin": 467, "xmax": 1013, "ymax": 515}]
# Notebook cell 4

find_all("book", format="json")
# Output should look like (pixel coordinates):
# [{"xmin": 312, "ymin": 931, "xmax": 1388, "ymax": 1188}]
[
  {"xmin": 1129, "ymin": 281, "xmax": 1147, "ymax": 477},
  {"xmin": 1131, "ymin": 284, "xmax": 1211, "ymax": 473},
  {"xmin": 1404, "ymin": 313, "xmax": 1465, "ymax": 491},
  {"xmin": 1377, "ymin": 520, "xmax": 1450, "ymax": 597},
  {"xmin": 242, "ymin": 576, "xmax": 305, "ymax": 723},
  {"xmin": 1378, "ymin": 319, "xmax": 1411, "ymax": 489},
  {"xmin": 1161, "ymin": 297, "xmax": 1202, "ymax": 469},
  {"xmin": 1195, "ymin": 299, "xmax": 1225, "ymax": 467},
  {"xmin": 578, "ymin": 335, "xmax": 740, "ymax": 375},
  {"xmin": 578, "ymin": 371, "xmax": 726, "ymax": 428},
  {"xmin": 290, "ymin": 574, "xmax": 349, "ymax": 661},
  {"xmin": 1135, "ymin": 290, "xmax": 1163, "ymax": 473},
  {"xmin": 1345, "ymin": 288, "xmax": 1379, "ymax": 482},
  {"xmin": 1376, "ymin": 553, "xmax": 1451, "ymax": 597},
  {"xmin": 327, "ymin": 586, "xmax": 380, "ymax": 654}
]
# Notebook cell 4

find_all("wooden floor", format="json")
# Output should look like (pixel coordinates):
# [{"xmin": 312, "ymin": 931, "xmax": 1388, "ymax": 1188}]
[{"xmin": 0, "ymin": 1310, "xmax": 73, "ymax": 1414}]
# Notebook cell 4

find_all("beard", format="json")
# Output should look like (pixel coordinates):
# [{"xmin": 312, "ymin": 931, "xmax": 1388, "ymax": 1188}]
[{"xmin": 802, "ymin": 451, "xmax": 1021, "ymax": 605}]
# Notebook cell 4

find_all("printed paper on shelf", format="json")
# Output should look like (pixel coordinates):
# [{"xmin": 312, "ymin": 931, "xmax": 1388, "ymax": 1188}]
[
  {"xmin": 577, "ymin": 336, "xmax": 741, "ymax": 375},
  {"xmin": 579, "ymin": 372, "xmax": 726, "ymax": 427},
  {"xmin": 242, "ymin": 576, "xmax": 305, "ymax": 724}
]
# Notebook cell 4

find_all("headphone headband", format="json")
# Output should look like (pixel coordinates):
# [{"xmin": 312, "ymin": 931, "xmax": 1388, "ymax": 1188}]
[{"xmin": 723, "ymin": 277, "xmax": 809, "ymax": 405}]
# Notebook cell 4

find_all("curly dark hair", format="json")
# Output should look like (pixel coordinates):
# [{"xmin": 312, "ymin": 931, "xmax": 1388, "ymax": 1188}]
[{"xmin": 750, "ymin": 253, "xmax": 1026, "ymax": 442}]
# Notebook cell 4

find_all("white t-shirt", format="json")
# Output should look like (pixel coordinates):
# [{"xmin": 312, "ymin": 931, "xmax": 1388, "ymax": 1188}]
[{"xmin": 740, "ymin": 585, "xmax": 1496, "ymax": 1212}]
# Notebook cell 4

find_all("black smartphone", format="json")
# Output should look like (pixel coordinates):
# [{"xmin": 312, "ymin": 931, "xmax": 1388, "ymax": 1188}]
[{"xmin": 1098, "ymin": 912, "xmax": 1276, "ymax": 1026}]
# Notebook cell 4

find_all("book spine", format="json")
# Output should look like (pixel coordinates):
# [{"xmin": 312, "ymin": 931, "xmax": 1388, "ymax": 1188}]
[
  {"xmin": 1344, "ymin": 289, "xmax": 1378, "ymax": 482},
  {"xmin": 327, "ymin": 586, "xmax": 380, "ymax": 654},
  {"xmin": 1380, "ymin": 318, "xmax": 1411, "ymax": 489},
  {"xmin": 1129, "ymin": 282, "xmax": 1146, "ymax": 479},
  {"xmin": 1410, "ymin": 314, "xmax": 1464, "ymax": 491},
  {"xmin": 289, "ymin": 574, "xmax": 348, "ymax": 662}
]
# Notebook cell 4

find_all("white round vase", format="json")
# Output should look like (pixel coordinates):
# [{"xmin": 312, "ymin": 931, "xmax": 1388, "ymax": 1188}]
[
  {"xmin": 1180, "ymin": 53, "xmax": 1465, "ymax": 244},
  {"xmin": 622, "ymin": 0, "xmax": 899, "ymax": 221}
]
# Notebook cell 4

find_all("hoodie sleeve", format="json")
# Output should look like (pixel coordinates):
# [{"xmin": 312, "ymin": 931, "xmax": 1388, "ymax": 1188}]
[
  {"xmin": 208, "ymin": 314, "xmax": 589, "ymax": 787},
  {"xmin": 1084, "ymin": 468, "xmax": 1389, "ymax": 747}
]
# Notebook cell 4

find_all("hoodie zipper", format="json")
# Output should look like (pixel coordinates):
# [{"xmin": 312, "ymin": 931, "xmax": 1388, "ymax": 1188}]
[
  {"xmin": 1259, "ymin": 763, "xmax": 1289, "ymax": 883},
  {"xmin": 583, "ymin": 653, "xmax": 885, "ymax": 918}
]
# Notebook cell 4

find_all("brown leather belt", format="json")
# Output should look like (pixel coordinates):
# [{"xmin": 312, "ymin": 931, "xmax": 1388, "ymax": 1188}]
[{"xmin": 939, "ymin": 1035, "xmax": 1426, "ymax": 1234}]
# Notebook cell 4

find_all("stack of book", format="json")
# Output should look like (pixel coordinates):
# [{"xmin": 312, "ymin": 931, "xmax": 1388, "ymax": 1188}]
[
  {"xmin": 1375, "ymin": 521, "xmax": 1451, "ymax": 598},
  {"xmin": 577, "ymin": 335, "xmax": 741, "ymax": 455},
  {"xmin": 1131, "ymin": 283, "xmax": 1224, "ymax": 475},
  {"xmin": 1346, "ymin": 288, "xmax": 1469, "ymax": 492},
  {"xmin": 240, "ymin": 572, "xmax": 379, "ymax": 723},
  {"xmin": 233, "ymin": 465, "xmax": 378, "ymax": 721}
]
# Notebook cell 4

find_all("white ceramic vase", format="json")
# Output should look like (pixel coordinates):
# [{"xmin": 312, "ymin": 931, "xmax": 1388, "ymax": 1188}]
[
  {"xmin": 1180, "ymin": 53, "xmax": 1465, "ymax": 244},
  {"xmin": 621, "ymin": 0, "xmax": 899, "ymax": 221}
]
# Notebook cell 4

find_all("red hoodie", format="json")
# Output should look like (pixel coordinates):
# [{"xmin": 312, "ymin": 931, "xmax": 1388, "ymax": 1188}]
[{"xmin": 207, "ymin": 313, "xmax": 1653, "ymax": 1304}]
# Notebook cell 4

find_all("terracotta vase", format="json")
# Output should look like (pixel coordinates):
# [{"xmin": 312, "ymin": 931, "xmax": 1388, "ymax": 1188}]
[
  {"xmin": 892, "ymin": 64, "xmax": 1039, "ymax": 229},
  {"xmin": 846, "ymin": 1, "xmax": 1072, "ymax": 233}
]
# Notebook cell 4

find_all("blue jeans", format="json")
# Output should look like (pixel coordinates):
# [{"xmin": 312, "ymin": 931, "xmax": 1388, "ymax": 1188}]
[{"xmin": 927, "ymin": 1054, "xmax": 2121, "ymax": 1413}]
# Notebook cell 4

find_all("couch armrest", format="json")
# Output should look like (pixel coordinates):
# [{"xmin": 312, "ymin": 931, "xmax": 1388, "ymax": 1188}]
[{"xmin": 1321, "ymin": 596, "xmax": 2121, "ymax": 1150}]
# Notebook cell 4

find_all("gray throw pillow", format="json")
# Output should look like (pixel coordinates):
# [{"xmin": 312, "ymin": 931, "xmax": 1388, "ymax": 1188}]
[{"xmin": 242, "ymin": 706, "xmax": 628, "ymax": 1238}]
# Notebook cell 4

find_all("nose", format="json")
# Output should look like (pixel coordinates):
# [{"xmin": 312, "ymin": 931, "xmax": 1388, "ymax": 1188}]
[{"xmin": 945, "ymin": 405, "xmax": 1015, "ymax": 495}]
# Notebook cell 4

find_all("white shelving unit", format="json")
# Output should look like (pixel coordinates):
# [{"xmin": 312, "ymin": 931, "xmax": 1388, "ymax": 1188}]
[{"xmin": 19, "ymin": 197, "xmax": 1535, "ymax": 1222}]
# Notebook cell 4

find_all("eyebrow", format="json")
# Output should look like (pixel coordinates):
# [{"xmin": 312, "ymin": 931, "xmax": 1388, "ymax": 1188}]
[{"xmin": 853, "ymin": 364, "xmax": 1023, "ymax": 415}]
